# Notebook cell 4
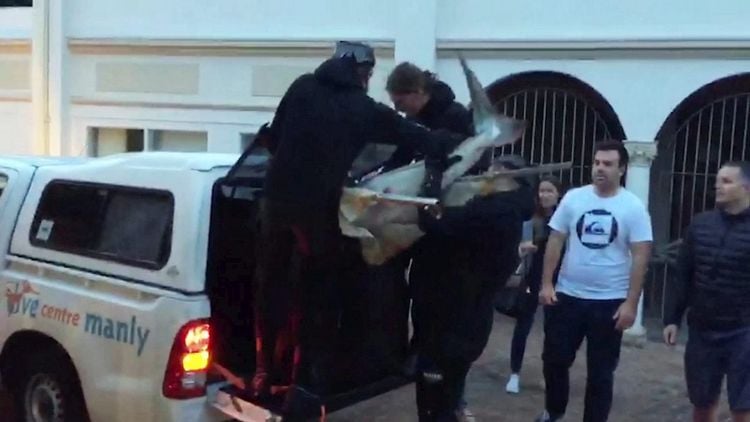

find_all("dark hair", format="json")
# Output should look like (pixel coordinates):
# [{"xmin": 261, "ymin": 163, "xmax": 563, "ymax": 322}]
[
  {"xmin": 594, "ymin": 139, "xmax": 629, "ymax": 168},
  {"xmin": 532, "ymin": 174, "xmax": 565, "ymax": 243},
  {"xmin": 722, "ymin": 160, "xmax": 750, "ymax": 182},
  {"xmin": 386, "ymin": 62, "xmax": 435, "ymax": 94}
]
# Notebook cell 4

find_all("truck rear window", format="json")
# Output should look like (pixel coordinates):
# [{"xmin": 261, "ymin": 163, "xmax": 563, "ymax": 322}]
[
  {"xmin": 29, "ymin": 181, "xmax": 174, "ymax": 270},
  {"xmin": 0, "ymin": 174, "xmax": 6, "ymax": 198}
]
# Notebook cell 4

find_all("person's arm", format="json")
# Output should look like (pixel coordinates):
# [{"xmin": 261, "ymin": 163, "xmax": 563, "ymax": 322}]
[
  {"xmin": 370, "ymin": 102, "xmax": 460, "ymax": 161},
  {"xmin": 259, "ymin": 75, "xmax": 303, "ymax": 154},
  {"xmin": 612, "ymin": 240, "xmax": 652, "ymax": 330},
  {"xmin": 539, "ymin": 193, "xmax": 572, "ymax": 305},
  {"xmin": 539, "ymin": 231, "xmax": 567, "ymax": 304},
  {"xmin": 613, "ymin": 203, "xmax": 654, "ymax": 331},
  {"xmin": 518, "ymin": 220, "xmax": 537, "ymax": 257},
  {"xmin": 626, "ymin": 241, "xmax": 652, "ymax": 305},
  {"xmin": 663, "ymin": 227, "xmax": 694, "ymax": 328},
  {"xmin": 380, "ymin": 145, "xmax": 418, "ymax": 172}
]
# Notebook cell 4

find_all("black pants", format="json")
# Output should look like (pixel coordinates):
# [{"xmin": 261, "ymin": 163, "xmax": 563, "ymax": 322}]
[
  {"xmin": 415, "ymin": 358, "xmax": 471, "ymax": 422},
  {"xmin": 253, "ymin": 199, "xmax": 341, "ymax": 392},
  {"xmin": 542, "ymin": 293, "xmax": 624, "ymax": 422},
  {"xmin": 510, "ymin": 303, "xmax": 537, "ymax": 373}
]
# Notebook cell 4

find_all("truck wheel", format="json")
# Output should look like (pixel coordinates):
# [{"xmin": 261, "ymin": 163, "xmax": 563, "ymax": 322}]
[{"xmin": 14, "ymin": 349, "xmax": 87, "ymax": 422}]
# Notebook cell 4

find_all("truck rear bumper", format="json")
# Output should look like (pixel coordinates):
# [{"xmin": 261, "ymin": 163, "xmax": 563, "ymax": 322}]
[{"xmin": 212, "ymin": 389, "xmax": 280, "ymax": 422}]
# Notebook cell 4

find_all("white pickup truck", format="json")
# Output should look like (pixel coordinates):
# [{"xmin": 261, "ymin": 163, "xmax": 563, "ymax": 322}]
[{"xmin": 0, "ymin": 149, "xmax": 411, "ymax": 422}]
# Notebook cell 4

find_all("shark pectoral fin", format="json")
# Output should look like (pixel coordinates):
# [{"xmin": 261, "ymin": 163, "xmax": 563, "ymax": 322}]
[
  {"xmin": 360, "ymin": 224, "xmax": 425, "ymax": 265},
  {"xmin": 339, "ymin": 213, "xmax": 376, "ymax": 239},
  {"xmin": 491, "ymin": 116, "xmax": 527, "ymax": 147},
  {"xmin": 340, "ymin": 187, "xmax": 378, "ymax": 221}
]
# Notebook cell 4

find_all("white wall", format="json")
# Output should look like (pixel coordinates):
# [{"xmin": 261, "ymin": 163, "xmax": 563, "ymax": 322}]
[
  {"xmin": 0, "ymin": 7, "xmax": 32, "ymax": 155},
  {"xmin": 65, "ymin": 0, "xmax": 750, "ymax": 43},
  {"xmin": 0, "ymin": 7, "xmax": 32, "ymax": 38},
  {"xmin": 0, "ymin": 102, "xmax": 33, "ymax": 154},
  {"xmin": 7, "ymin": 0, "xmax": 750, "ymax": 156},
  {"xmin": 436, "ymin": 0, "xmax": 750, "ymax": 40},
  {"xmin": 66, "ymin": 0, "xmax": 395, "ymax": 40}
]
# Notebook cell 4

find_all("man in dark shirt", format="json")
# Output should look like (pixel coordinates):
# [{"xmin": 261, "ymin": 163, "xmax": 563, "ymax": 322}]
[
  {"xmin": 663, "ymin": 161, "xmax": 750, "ymax": 422},
  {"xmin": 252, "ymin": 42, "xmax": 458, "ymax": 416},
  {"xmin": 412, "ymin": 155, "xmax": 534, "ymax": 421}
]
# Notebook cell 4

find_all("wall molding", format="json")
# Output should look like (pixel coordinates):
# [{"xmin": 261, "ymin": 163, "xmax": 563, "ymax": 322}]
[
  {"xmin": 68, "ymin": 38, "xmax": 395, "ymax": 57},
  {"xmin": 0, "ymin": 94, "xmax": 31, "ymax": 103},
  {"xmin": 437, "ymin": 38, "xmax": 750, "ymax": 59},
  {"xmin": 71, "ymin": 97, "xmax": 277, "ymax": 112},
  {"xmin": 0, "ymin": 39, "xmax": 31, "ymax": 54}
]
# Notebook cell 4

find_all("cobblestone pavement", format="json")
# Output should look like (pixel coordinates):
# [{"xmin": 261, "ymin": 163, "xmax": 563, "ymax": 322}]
[{"xmin": 330, "ymin": 312, "xmax": 733, "ymax": 422}]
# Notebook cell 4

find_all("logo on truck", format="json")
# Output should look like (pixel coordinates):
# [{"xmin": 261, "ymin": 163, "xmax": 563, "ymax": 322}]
[
  {"xmin": 5, "ymin": 280, "xmax": 40, "ymax": 317},
  {"xmin": 4, "ymin": 280, "xmax": 151, "ymax": 356}
]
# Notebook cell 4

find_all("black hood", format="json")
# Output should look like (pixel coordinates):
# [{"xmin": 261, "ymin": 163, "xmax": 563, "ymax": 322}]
[
  {"xmin": 417, "ymin": 80, "xmax": 457, "ymax": 120},
  {"xmin": 492, "ymin": 184, "xmax": 536, "ymax": 222},
  {"xmin": 313, "ymin": 58, "xmax": 365, "ymax": 90}
]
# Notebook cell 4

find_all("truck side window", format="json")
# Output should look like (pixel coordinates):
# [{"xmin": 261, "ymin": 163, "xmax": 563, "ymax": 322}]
[{"xmin": 29, "ymin": 181, "xmax": 174, "ymax": 269}]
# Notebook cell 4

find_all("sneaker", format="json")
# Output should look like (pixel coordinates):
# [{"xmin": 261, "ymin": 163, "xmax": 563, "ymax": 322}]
[
  {"xmin": 458, "ymin": 407, "xmax": 477, "ymax": 422},
  {"xmin": 505, "ymin": 373, "xmax": 520, "ymax": 394},
  {"xmin": 534, "ymin": 410, "xmax": 563, "ymax": 422}
]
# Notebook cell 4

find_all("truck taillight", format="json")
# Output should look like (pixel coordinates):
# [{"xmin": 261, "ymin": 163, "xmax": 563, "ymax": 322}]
[{"xmin": 163, "ymin": 319, "xmax": 211, "ymax": 399}]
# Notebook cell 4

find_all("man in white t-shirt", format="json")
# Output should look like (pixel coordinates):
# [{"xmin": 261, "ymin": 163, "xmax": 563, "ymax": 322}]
[{"xmin": 535, "ymin": 140, "xmax": 653, "ymax": 422}]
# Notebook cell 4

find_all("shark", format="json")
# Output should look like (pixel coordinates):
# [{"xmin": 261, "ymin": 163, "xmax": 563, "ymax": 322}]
[{"xmin": 339, "ymin": 56, "xmax": 530, "ymax": 265}]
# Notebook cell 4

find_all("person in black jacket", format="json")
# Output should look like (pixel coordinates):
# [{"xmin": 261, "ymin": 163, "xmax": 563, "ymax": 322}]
[
  {"xmin": 374, "ymin": 62, "xmax": 477, "ymax": 375},
  {"xmin": 412, "ymin": 155, "xmax": 535, "ymax": 421},
  {"xmin": 663, "ymin": 161, "xmax": 750, "ymax": 422},
  {"xmin": 251, "ymin": 42, "xmax": 460, "ymax": 415},
  {"xmin": 505, "ymin": 175, "xmax": 564, "ymax": 395},
  {"xmin": 381, "ymin": 62, "xmax": 475, "ymax": 171}
]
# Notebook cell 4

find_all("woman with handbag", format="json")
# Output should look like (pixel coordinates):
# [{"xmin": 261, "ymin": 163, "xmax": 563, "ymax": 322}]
[{"xmin": 505, "ymin": 175, "xmax": 564, "ymax": 394}]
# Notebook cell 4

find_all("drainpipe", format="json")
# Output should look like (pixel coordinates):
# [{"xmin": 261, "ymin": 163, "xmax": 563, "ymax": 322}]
[{"xmin": 31, "ymin": 0, "xmax": 49, "ymax": 155}]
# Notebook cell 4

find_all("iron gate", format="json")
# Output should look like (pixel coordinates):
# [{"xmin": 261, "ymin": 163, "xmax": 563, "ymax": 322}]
[
  {"xmin": 487, "ymin": 73, "xmax": 626, "ymax": 187},
  {"xmin": 648, "ymin": 90, "xmax": 750, "ymax": 319}
]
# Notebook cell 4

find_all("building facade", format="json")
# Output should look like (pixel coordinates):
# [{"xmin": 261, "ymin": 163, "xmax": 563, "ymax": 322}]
[{"xmin": 3, "ymin": 0, "xmax": 750, "ymax": 328}]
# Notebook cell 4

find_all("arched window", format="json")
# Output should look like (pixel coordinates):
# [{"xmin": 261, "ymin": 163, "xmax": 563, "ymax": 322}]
[
  {"xmin": 648, "ymin": 73, "xmax": 750, "ymax": 319},
  {"xmin": 487, "ymin": 71, "xmax": 625, "ymax": 187},
  {"xmin": 652, "ymin": 74, "xmax": 750, "ymax": 243}
]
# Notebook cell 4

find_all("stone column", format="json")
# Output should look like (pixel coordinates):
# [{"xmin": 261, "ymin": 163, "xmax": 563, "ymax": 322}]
[{"xmin": 622, "ymin": 140, "xmax": 658, "ymax": 347}]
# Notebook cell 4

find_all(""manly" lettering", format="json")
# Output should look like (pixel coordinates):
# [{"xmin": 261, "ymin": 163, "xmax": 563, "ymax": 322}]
[{"xmin": 84, "ymin": 313, "xmax": 151, "ymax": 357}]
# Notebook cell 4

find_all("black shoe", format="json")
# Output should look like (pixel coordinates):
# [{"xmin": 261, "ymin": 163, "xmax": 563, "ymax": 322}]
[{"xmin": 402, "ymin": 351, "xmax": 418, "ymax": 377}]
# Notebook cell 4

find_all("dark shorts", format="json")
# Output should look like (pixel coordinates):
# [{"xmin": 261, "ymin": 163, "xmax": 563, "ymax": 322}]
[{"xmin": 685, "ymin": 325, "xmax": 750, "ymax": 411}]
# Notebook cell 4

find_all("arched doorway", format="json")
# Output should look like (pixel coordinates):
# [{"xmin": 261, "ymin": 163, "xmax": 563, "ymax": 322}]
[
  {"xmin": 487, "ymin": 71, "xmax": 626, "ymax": 187},
  {"xmin": 648, "ymin": 73, "xmax": 750, "ymax": 319}
]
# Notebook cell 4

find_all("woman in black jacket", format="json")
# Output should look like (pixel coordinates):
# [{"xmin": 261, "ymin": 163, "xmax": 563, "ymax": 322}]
[{"xmin": 505, "ymin": 175, "xmax": 564, "ymax": 394}]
